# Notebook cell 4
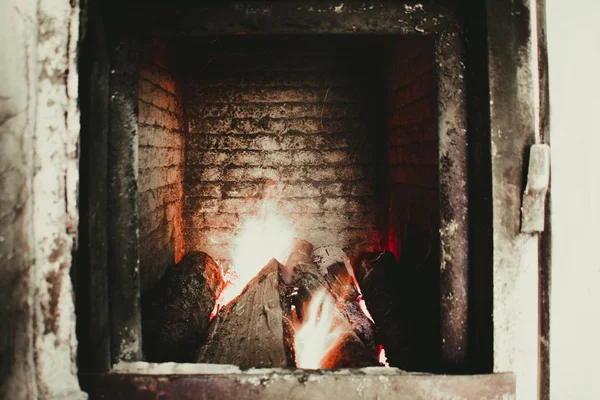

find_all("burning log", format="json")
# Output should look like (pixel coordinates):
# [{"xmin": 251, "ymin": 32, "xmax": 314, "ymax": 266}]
[
  {"xmin": 197, "ymin": 258, "xmax": 295, "ymax": 368},
  {"xmin": 293, "ymin": 286, "xmax": 378, "ymax": 369},
  {"xmin": 194, "ymin": 240, "xmax": 378, "ymax": 369},
  {"xmin": 142, "ymin": 251, "xmax": 225, "ymax": 362},
  {"xmin": 281, "ymin": 238, "xmax": 313, "ymax": 284},
  {"xmin": 284, "ymin": 243, "xmax": 379, "ymax": 368},
  {"xmin": 281, "ymin": 239, "xmax": 324, "ymax": 321},
  {"xmin": 312, "ymin": 246, "xmax": 377, "ymax": 350},
  {"xmin": 321, "ymin": 330, "xmax": 379, "ymax": 368}
]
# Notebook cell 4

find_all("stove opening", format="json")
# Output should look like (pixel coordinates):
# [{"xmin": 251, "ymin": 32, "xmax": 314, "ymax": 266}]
[{"xmin": 136, "ymin": 34, "xmax": 440, "ymax": 372}]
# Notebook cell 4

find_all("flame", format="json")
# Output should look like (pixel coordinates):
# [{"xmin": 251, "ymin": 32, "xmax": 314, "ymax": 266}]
[
  {"xmin": 357, "ymin": 295, "xmax": 375, "ymax": 323},
  {"xmin": 378, "ymin": 345, "xmax": 390, "ymax": 367},
  {"xmin": 215, "ymin": 200, "xmax": 295, "ymax": 308},
  {"xmin": 294, "ymin": 288, "xmax": 346, "ymax": 369}
]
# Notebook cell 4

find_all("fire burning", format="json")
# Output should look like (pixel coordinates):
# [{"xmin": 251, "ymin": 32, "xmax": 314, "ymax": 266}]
[
  {"xmin": 294, "ymin": 288, "xmax": 346, "ymax": 369},
  {"xmin": 216, "ymin": 200, "xmax": 295, "ymax": 307},
  {"xmin": 207, "ymin": 197, "xmax": 390, "ymax": 368}
]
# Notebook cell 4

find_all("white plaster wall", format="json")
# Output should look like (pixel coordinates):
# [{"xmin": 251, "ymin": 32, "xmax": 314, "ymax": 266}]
[
  {"xmin": 0, "ymin": 0, "xmax": 85, "ymax": 398},
  {"xmin": 32, "ymin": 0, "xmax": 84, "ymax": 397},
  {"xmin": 547, "ymin": 0, "xmax": 600, "ymax": 399},
  {"xmin": 0, "ymin": 0, "xmax": 38, "ymax": 396}
]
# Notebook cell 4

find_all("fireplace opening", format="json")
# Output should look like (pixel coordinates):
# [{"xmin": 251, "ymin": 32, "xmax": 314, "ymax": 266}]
[{"xmin": 135, "ymin": 34, "xmax": 440, "ymax": 371}]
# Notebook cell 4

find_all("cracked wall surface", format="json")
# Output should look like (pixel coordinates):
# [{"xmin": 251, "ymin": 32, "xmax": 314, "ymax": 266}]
[{"xmin": 0, "ymin": 0, "xmax": 85, "ymax": 398}]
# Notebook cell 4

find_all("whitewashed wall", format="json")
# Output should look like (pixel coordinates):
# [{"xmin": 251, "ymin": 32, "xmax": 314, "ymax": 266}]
[
  {"xmin": 547, "ymin": 1, "xmax": 600, "ymax": 399},
  {"xmin": 0, "ymin": 0, "xmax": 85, "ymax": 398}
]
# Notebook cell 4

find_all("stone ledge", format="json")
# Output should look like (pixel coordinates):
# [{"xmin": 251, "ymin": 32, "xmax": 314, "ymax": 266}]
[{"xmin": 80, "ymin": 367, "xmax": 515, "ymax": 400}]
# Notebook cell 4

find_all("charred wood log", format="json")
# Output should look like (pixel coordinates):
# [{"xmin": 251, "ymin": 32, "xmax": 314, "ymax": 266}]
[
  {"xmin": 313, "ymin": 246, "xmax": 359, "ymax": 301},
  {"xmin": 281, "ymin": 238, "xmax": 313, "ymax": 285},
  {"xmin": 284, "ymin": 243, "xmax": 378, "ymax": 368},
  {"xmin": 142, "ymin": 251, "xmax": 224, "ymax": 362},
  {"xmin": 279, "ymin": 238, "xmax": 316, "ymax": 363},
  {"xmin": 279, "ymin": 238, "xmax": 322, "ymax": 323},
  {"xmin": 294, "ymin": 287, "xmax": 378, "ymax": 369},
  {"xmin": 286, "ymin": 261, "xmax": 327, "ymax": 322},
  {"xmin": 312, "ymin": 246, "xmax": 376, "ymax": 350},
  {"xmin": 197, "ymin": 258, "xmax": 295, "ymax": 368},
  {"xmin": 321, "ymin": 330, "xmax": 379, "ymax": 369},
  {"xmin": 354, "ymin": 251, "xmax": 402, "ymax": 367}
]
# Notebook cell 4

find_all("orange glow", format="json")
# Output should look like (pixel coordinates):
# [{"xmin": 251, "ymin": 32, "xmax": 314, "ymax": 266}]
[
  {"xmin": 215, "ymin": 200, "xmax": 295, "ymax": 308},
  {"xmin": 294, "ymin": 289, "xmax": 346, "ymax": 369},
  {"xmin": 378, "ymin": 345, "xmax": 390, "ymax": 367}
]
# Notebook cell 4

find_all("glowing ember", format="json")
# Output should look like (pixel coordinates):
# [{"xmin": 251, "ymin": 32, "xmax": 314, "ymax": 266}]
[
  {"xmin": 378, "ymin": 345, "xmax": 390, "ymax": 367},
  {"xmin": 294, "ymin": 289, "xmax": 346, "ymax": 369},
  {"xmin": 216, "ymin": 200, "xmax": 295, "ymax": 308}
]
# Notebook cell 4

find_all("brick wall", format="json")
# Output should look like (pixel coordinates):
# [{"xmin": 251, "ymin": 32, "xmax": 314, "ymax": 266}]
[
  {"xmin": 138, "ymin": 39, "xmax": 185, "ymax": 292},
  {"xmin": 181, "ymin": 36, "xmax": 390, "ymax": 268},
  {"xmin": 386, "ymin": 38, "xmax": 439, "ymax": 266},
  {"xmin": 135, "ymin": 35, "xmax": 440, "ymax": 287},
  {"xmin": 134, "ymin": 35, "xmax": 441, "ymax": 370},
  {"xmin": 385, "ymin": 37, "xmax": 440, "ymax": 371}
]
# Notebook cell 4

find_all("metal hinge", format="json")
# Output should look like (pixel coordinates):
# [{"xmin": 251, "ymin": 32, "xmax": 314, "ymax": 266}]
[{"xmin": 521, "ymin": 144, "xmax": 551, "ymax": 233}]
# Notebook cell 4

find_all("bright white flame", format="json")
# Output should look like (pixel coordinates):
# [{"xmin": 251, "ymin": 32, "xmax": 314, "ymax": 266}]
[
  {"xmin": 294, "ymin": 289, "xmax": 346, "ymax": 369},
  {"xmin": 357, "ymin": 295, "xmax": 375, "ymax": 323},
  {"xmin": 378, "ymin": 345, "xmax": 390, "ymax": 367},
  {"xmin": 216, "ymin": 200, "xmax": 295, "ymax": 307}
]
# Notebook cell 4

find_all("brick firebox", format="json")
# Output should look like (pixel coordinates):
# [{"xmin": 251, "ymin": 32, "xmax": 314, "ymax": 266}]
[
  {"xmin": 135, "ymin": 34, "xmax": 441, "ymax": 371},
  {"xmin": 137, "ymin": 35, "xmax": 439, "ymax": 295}
]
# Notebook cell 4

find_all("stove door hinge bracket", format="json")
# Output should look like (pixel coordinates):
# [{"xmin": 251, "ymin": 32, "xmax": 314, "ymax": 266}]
[{"xmin": 521, "ymin": 143, "xmax": 551, "ymax": 233}]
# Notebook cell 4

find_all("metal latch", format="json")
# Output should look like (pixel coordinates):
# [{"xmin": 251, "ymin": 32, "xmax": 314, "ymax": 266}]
[{"xmin": 521, "ymin": 144, "xmax": 551, "ymax": 233}]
